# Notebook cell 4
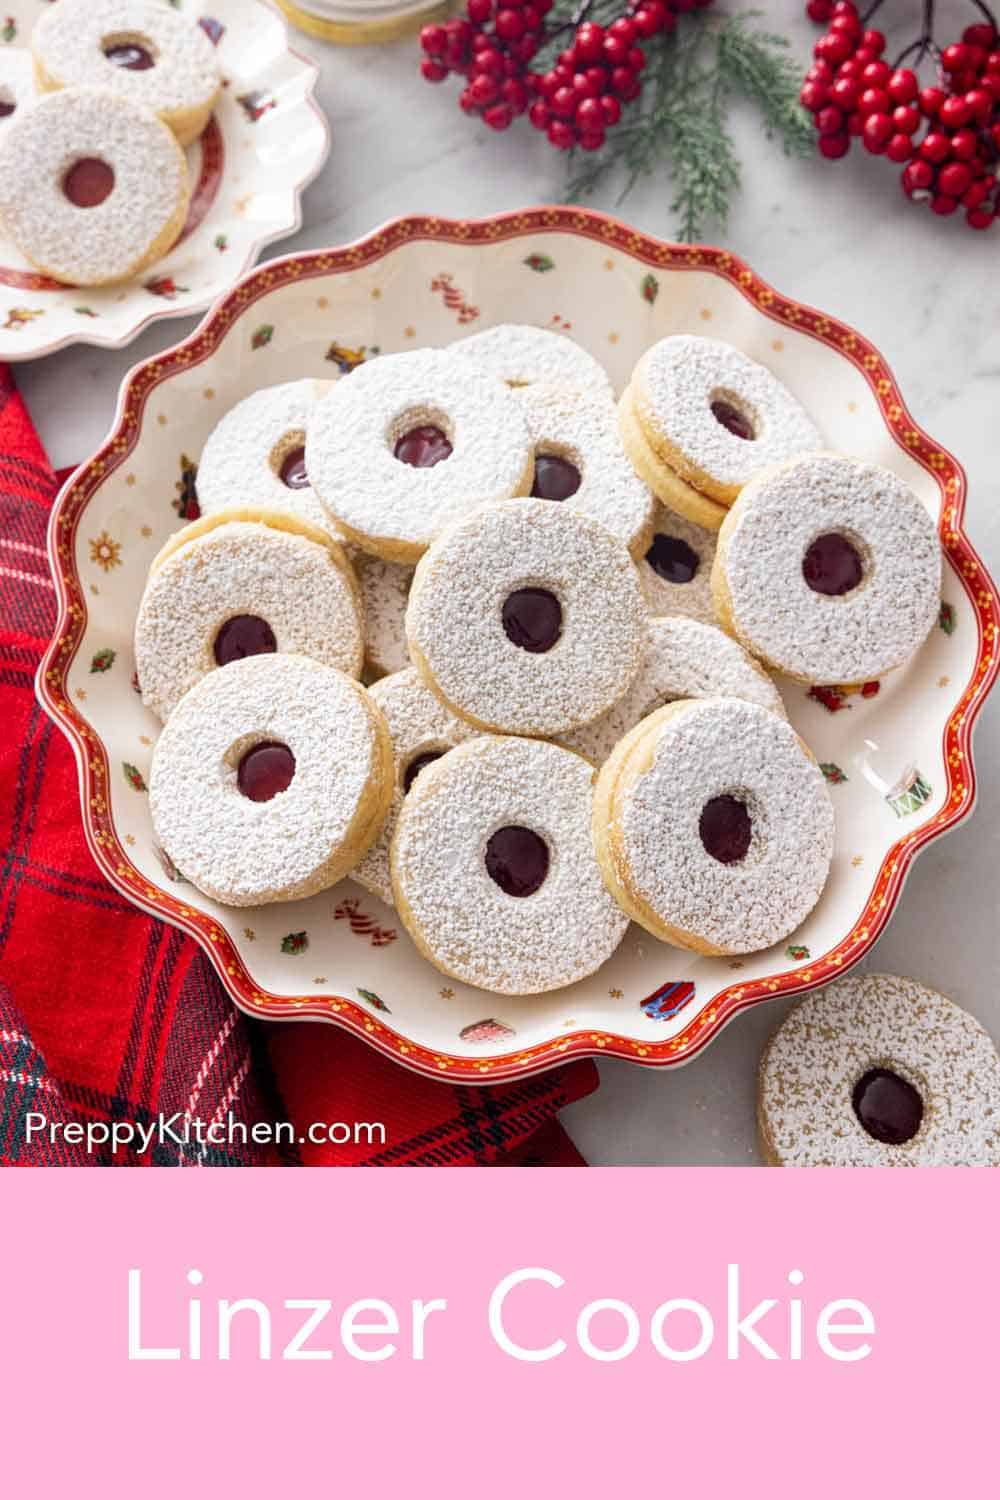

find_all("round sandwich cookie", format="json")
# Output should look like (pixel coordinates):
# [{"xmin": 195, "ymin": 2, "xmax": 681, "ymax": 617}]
[
  {"xmin": 639, "ymin": 502, "xmax": 719, "ymax": 625},
  {"xmin": 305, "ymin": 348, "xmax": 534, "ymax": 563},
  {"xmin": 135, "ymin": 511, "xmax": 363, "ymax": 722},
  {"xmin": 197, "ymin": 381, "xmax": 338, "ymax": 539},
  {"xmin": 451, "ymin": 322, "xmax": 615, "ymax": 399},
  {"xmin": 356, "ymin": 555, "xmax": 414, "ymax": 680},
  {"xmin": 593, "ymin": 696, "xmax": 834, "ymax": 956},
  {"xmin": 562, "ymin": 616, "xmax": 784, "ymax": 766},
  {"xmin": 406, "ymin": 497, "xmax": 647, "ymax": 737},
  {"xmin": 32, "ymin": 0, "xmax": 222, "ymax": 146},
  {"xmin": 149, "ymin": 653, "xmax": 393, "ymax": 907},
  {"xmin": 513, "ymin": 381, "xmax": 654, "ymax": 558},
  {"xmin": 620, "ymin": 334, "xmax": 821, "ymax": 518},
  {"xmin": 758, "ymin": 974, "xmax": 1000, "ymax": 1167},
  {"xmin": 353, "ymin": 667, "xmax": 479, "ymax": 907},
  {"xmin": 712, "ymin": 452, "xmax": 942, "ymax": 685},
  {"xmin": 0, "ymin": 49, "xmax": 35, "ymax": 132},
  {"xmin": 0, "ymin": 87, "xmax": 189, "ymax": 286},
  {"xmin": 391, "ymin": 735, "xmax": 629, "ymax": 994}
]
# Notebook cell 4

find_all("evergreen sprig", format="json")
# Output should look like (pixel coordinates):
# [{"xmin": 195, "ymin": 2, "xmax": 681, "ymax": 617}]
[{"xmin": 564, "ymin": 8, "xmax": 812, "ymax": 242}]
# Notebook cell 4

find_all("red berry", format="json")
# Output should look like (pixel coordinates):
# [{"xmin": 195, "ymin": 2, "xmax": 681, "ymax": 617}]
[
  {"xmin": 851, "ymin": 46, "xmax": 876, "ymax": 68},
  {"xmin": 836, "ymin": 57, "xmax": 862, "ymax": 80},
  {"xmin": 942, "ymin": 42, "xmax": 970, "ymax": 73},
  {"xmin": 846, "ymin": 109, "xmax": 863, "ymax": 136},
  {"xmin": 963, "ymin": 179, "xmax": 991, "ymax": 208},
  {"xmin": 616, "ymin": 71, "xmax": 642, "ymax": 101},
  {"xmin": 950, "ymin": 128, "xmax": 978, "ymax": 161},
  {"xmin": 967, "ymin": 207, "xmax": 995, "ymax": 228},
  {"xmin": 584, "ymin": 65, "xmax": 607, "ymax": 93},
  {"xmin": 887, "ymin": 68, "xmax": 918, "ymax": 104},
  {"xmin": 806, "ymin": 0, "xmax": 834, "ymax": 20},
  {"xmin": 578, "ymin": 129, "xmax": 606, "ymax": 151},
  {"xmin": 931, "ymin": 193, "xmax": 959, "ymax": 215},
  {"xmin": 919, "ymin": 86, "xmax": 947, "ymax": 116},
  {"xmin": 603, "ymin": 34, "xmax": 630, "ymax": 66},
  {"xmin": 885, "ymin": 132, "xmax": 913, "ymax": 162},
  {"xmin": 830, "ymin": 77, "xmax": 858, "ymax": 109},
  {"xmin": 600, "ymin": 93, "xmax": 621, "ymax": 125},
  {"xmin": 459, "ymin": 86, "xmax": 479, "ymax": 114},
  {"xmin": 470, "ymin": 71, "xmax": 499, "ymax": 104},
  {"xmin": 633, "ymin": 2, "xmax": 668, "ymax": 38},
  {"xmin": 862, "ymin": 113, "xmax": 892, "ymax": 151},
  {"xmin": 860, "ymin": 60, "xmax": 890, "ymax": 88},
  {"xmin": 483, "ymin": 102, "xmax": 513, "ymax": 130},
  {"xmin": 920, "ymin": 130, "xmax": 951, "ymax": 164},
  {"xmin": 818, "ymin": 131, "xmax": 850, "ymax": 158},
  {"xmin": 801, "ymin": 80, "xmax": 829, "ymax": 111},
  {"xmin": 502, "ymin": 78, "xmax": 528, "ymax": 113},
  {"xmin": 575, "ymin": 95, "xmax": 604, "ymax": 131},
  {"xmin": 573, "ymin": 70, "xmax": 599, "ymax": 98},
  {"xmin": 466, "ymin": 0, "xmax": 491, "ymax": 21},
  {"xmin": 511, "ymin": 34, "xmax": 538, "ymax": 63},
  {"xmin": 858, "ymin": 87, "xmax": 889, "ymax": 116},
  {"xmin": 574, "ymin": 23, "xmax": 605, "ymax": 63},
  {"xmin": 816, "ymin": 33, "xmax": 853, "ymax": 65},
  {"xmin": 966, "ymin": 87, "xmax": 993, "ymax": 123},
  {"xmin": 892, "ymin": 104, "xmax": 919, "ymax": 134},
  {"xmin": 528, "ymin": 99, "xmax": 549, "ymax": 129},
  {"xmin": 809, "ymin": 60, "xmax": 835, "ymax": 83},
  {"xmin": 521, "ymin": 4, "xmax": 541, "ymax": 27},
  {"xmin": 420, "ymin": 23, "xmax": 448, "ymax": 54},
  {"xmin": 551, "ymin": 85, "xmax": 576, "ymax": 118},
  {"xmin": 939, "ymin": 95, "xmax": 972, "ymax": 129},
  {"xmin": 938, "ymin": 161, "xmax": 973, "ymax": 198},
  {"xmin": 421, "ymin": 57, "xmax": 449, "ymax": 82},
  {"xmin": 860, "ymin": 29, "xmax": 885, "ymax": 54},
  {"xmin": 608, "ymin": 16, "xmax": 638, "ymax": 45},
  {"xmin": 495, "ymin": 8, "xmax": 524, "ymax": 40},
  {"xmin": 547, "ymin": 119, "xmax": 575, "ymax": 148},
  {"xmin": 476, "ymin": 46, "xmax": 504, "ymax": 74},
  {"xmin": 830, "ymin": 13, "xmax": 860, "ymax": 38},
  {"xmin": 816, "ymin": 105, "xmax": 844, "ymax": 134},
  {"xmin": 901, "ymin": 159, "xmax": 934, "ymax": 195},
  {"xmin": 628, "ymin": 46, "xmax": 646, "ymax": 72},
  {"xmin": 964, "ymin": 23, "xmax": 997, "ymax": 49}
]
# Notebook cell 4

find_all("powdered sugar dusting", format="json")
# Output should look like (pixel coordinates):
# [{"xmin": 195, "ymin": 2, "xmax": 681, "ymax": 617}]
[
  {"xmin": 197, "ymin": 381, "xmax": 340, "ymax": 539},
  {"xmin": 563, "ymin": 617, "xmax": 785, "ymax": 765},
  {"xmin": 619, "ymin": 697, "xmax": 834, "ymax": 953},
  {"xmin": 354, "ymin": 667, "xmax": 479, "ymax": 906},
  {"xmin": 760, "ymin": 974, "xmax": 1000, "ymax": 1166},
  {"xmin": 639, "ymin": 502, "xmax": 719, "ymax": 623},
  {"xmin": 514, "ymin": 381, "xmax": 654, "ymax": 554},
  {"xmin": 451, "ymin": 323, "xmax": 615, "ymax": 398},
  {"xmin": 407, "ymin": 498, "xmax": 646, "ymax": 735},
  {"xmin": 305, "ymin": 349, "xmax": 532, "ymax": 556},
  {"xmin": 149, "ymin": 655, "xmax": 384, "ymax": 906},
  {"xmin": 357, "ymin": 555, "xmax": 413, "ymax": 678},
  {"xmin": 719, "ymin": 453, "xmax": 941, "ymax": 682},
  {"xmin": 0, "ymin": 88, "xmax": 187, "ymax": 284},
  {"xmin": 635, "ymin": 335, "xmax": 822, "ymax": 490},
  {"xmin": 135, "ymin": 520, "xmax": 363, "ymax": 721},
  {"xmin": 392, "ymin": 736, "xmax": 628, "ymax": 993}
]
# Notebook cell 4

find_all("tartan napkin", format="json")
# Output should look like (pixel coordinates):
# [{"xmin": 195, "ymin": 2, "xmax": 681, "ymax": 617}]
[{"xmin": 0, "ymin": 364, "xmax": 597, "ymax": 1166}]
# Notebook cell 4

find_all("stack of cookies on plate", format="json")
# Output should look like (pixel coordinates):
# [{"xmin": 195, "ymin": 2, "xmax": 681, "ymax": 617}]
[
  {"xmin": 136, "ymin": 323, "xmax": 943, "ymax": 999},
  {"xmin": 0, "ymin": 0, "xmax": 223, "ymax": 285}
]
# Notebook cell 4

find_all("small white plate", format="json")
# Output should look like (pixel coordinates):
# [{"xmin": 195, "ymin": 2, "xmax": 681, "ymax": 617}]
[{"xmin": 0, "ymin": 0, "xmax": 329, "ymax": 361}]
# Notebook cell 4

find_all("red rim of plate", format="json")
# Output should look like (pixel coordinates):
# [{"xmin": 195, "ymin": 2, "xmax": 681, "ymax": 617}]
[{"xmin": 36, "ymin": 207, "xmax": 1000, "ymax": 1085}]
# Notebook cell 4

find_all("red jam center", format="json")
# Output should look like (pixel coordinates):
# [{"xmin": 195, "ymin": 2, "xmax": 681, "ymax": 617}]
[
  {"xmin": 63, "ymin": 157, "xmax": 115, "ymax": 209},
  {"xmin": 699, "ymin": 795, "xmax": 752, "ymax": 864},
  {"xmin": 237, "ymin": 741, "xmax": 295, "ymax": 803},
  {"xmin": 645, "ymin": 533, "xmax": 700, "ymax": 584},
  {"xmin": 802, "ymin": 532, "xmax": 864, "ymax": 597},
  {"xmin": 279, "ymin": 445, "xmax": 309, "ymax": 489},
  {"xmin": 394, "ymin": 424, "xmax": 453, "ymax": 468},
  {"xmin": 213, "ymin": 614, "xmax": 277, "ymax": 666},
  {"xmin": 485, "ymin": 824, "xmax": 549, "ymax": 897},
  {"xmin": 531, "ymin": 454, "xmax": 582, "ymax": 502},
  {"xmin": 104, "ymin": 42, "xmax": 155, "ymax": 70},
  {"xmin": 852, "ymin": 1068, "xmax": 923, "ymax": 1145},
  {"xmin": 402, "ymin": 749, "xmax": 443, "ymax": 794},
  {"xmin": 710, "ymin": 398, "xmax": 755, "ymax": 440},
  {"xmin": 501, "ymin": 587, "xmax": 562, "ymax": 653}
]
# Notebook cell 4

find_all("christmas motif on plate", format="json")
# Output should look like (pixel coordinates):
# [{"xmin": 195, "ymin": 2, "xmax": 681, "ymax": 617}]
[
  {"xmin": 885, "ymin": 764, "xmax": 932, "ymax": 817},
  {"xmin": 281, "ymin": 930, "xmax": 309, "ymax": 954},
  {"xmin": 89, "ymin": 532, "xmax": 122, "ymax": 572},
  {"xmin": 237, "ymin": 90, "xmax": 276, "ymax": 124},
  {"xmin": 2, "ymin": 17, "xmax": 16, "ymax": 45},
  {"xmin": 325, "ymin": 339, "xmax": 369, "ymax": 373},
  {"xmin": 334, "ymin": 896, "xmax": 397, "ymax": 947},
  {"xmin": 803, "ymin": 0, "xmax": 1000, "ymax": 231},
  {"xmin": 90, "ymin": 648, "xmax": 116, "ymax": 674},
  {"xmin": 640, "ymin": 979, "xmax": 695, "ymax": 1021},
  {"xmin": 429, "ymin": 271, "xmax": 479, "ymax": 324},
  {"xmin": 173, "ymin": 453, "xmax": 199, "ymax": 519},
  {"xmin": 460, "ymin": 1018, "xmax": 516, "ymax": 1043},
  {"xmin": 786, "ymin": 943, "xmax": 810, "ymax": 960},
  {"xmin": 808, "ymin": 679, "xmax": 880, "ymax": 712},
  {"xmin": 2, "ymin": 306, "xmax": 42, "ymax": 329},
  {"xmin": 524, "ymin": 253, "xmax": 555, "ymax": 272},
  {"xmin": 214, "ymin": 233, "xmax": 228, "ymax": 252},
  {"xmin": 122, "ymin": 762, "xmax": 147, "ymax": 793},
  {"xmin": 819, "ymin": 761, "xmax": 848, "ymax": 784},
  {"xmin": 358, "ymin": 987, "xmax": 391, "ymax": 1013},
  {"xmin": 939, "ymin": 600, "xmax": 957, "ymax": 634},
  {"xmin": 251, "ymin": 323, "xmax": 274, "ymax": 350},
  {"xmin": 74, "ymin": 306, "xmax": 98, "ymax": 319},
  {"xmin": 145, "ymin": 276, "xmax": 189, "ymax": 300},
  {"xmin": 641, "ymin": 272, "xmax": 659, "ymax": 303}
]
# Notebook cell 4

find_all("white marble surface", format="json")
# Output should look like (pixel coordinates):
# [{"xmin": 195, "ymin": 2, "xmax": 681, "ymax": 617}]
[{"xmin": 16, "ymin": 4, "xmax": 1000, "ymax": 1165}]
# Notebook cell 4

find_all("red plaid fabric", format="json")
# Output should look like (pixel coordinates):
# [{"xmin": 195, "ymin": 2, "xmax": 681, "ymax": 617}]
[{"xmin": 0, "ymin": 365, "xmax": 597, "ymax": 1166}]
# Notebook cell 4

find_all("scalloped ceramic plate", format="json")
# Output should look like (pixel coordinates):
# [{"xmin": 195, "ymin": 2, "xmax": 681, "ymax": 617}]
[
  {"xmin": 37, "ymin": 209, "xmax": 1000, "ymax": 1084},
  {"xmin": 0, "ymin": 0, "xmax": 328, "ymax": 361}
]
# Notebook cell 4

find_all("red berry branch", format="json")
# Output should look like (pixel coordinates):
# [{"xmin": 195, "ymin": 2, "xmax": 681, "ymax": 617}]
[{"xmin": 801, "ymin": 0, "xmax": 1000, "ymax": 228}]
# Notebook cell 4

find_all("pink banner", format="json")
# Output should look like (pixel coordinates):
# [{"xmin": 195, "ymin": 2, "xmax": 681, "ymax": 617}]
[{"xmin": 0, "ymin": 1169, "xmax": 992, "ymax": 1492}]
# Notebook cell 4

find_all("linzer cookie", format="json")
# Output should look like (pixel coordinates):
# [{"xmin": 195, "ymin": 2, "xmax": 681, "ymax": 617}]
[
  {"xmin": 619, "ymin": 335, "xmax": 821, "ymax": 528},
  {"xmin": 32, "ymin": 0, "xmax": 222, "ymax": 146},
  {"xmin": 639, "ymin": 502, "xmax": 719, "ymax": 625},
  {"xmin": 0, "ymin": 87, "xmax": 189, "ymax": 286},
  {"xmin": 562, "ymin": 616, "xmax": 784, "ymax": 766},
  {"xmin": 406, "ymin": 497, "xmax": 647, "ymax": 737},
  {"xmin": 305, "ymin": 349, "xmax": 534, "ymax": 562},
  {"xmin": 712, "ymin": 452, "xmax": 941, "ymax": 684},
  {"xmin": 759, "ymin": 974, "xmax": 1000, "ymax": 1167},
  {"xmin": 356, "ymin": 555, "xmax": 414, "ymax": 680},
  {"xmin": 353, "ymin": 667, "xmax": 479, "ymax": 908},
  {"xmin": 451, "ymin": 323, "xmax": 615, "ymax": 399},
  {"xmin": 197, "ymin": 381, "xmax": 337, "ymax": 539},
  {"xmin": 149, "ymin": 654, "xmax": 393, "ymax": 907},
  {"xmin": 390, "ymin": 736, "xmax": 629, "ymax": 994},
  {"xmin": 513, "ymin": 381, "xmax": 654, "ymax": 558},
  {"xmin": 593, "ymin": 696, "xmax": 834, "ymax": 955},
  {"xmin": 135, "ymin": 512, "xmax": 363, "ymax": 721}
]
